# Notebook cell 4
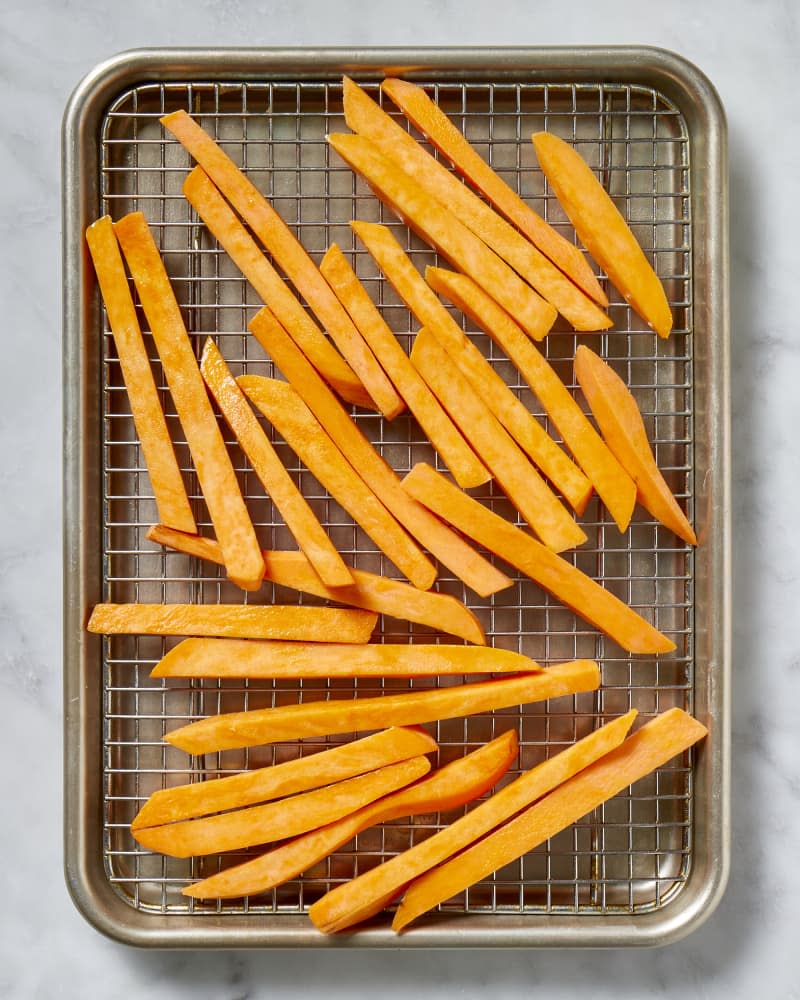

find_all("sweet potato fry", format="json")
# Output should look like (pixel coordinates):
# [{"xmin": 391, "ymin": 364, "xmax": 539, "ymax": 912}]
[
  {"xmin": 112, "ymin": 212, "xmax": 264, "ymax": 590},
  {"xmin": 380, "ymin": 77, "xmax": 607, "ymax": 307},
  {"xmin": 182, "ymin": 166, "xmax": 372, "ymax": 409},
  {"xmin": 352, "ymin": 222, "xmax": 590, "ymax": 513},
  {"xmin": 411, "ymin": 329, "xmax": 587, "ymax": 553},
  {"xmin": 574, "ymin": 346, "xmax": 697, "ymax": 545},
  {"xmin": 342, "ymin": 77, "xmax": 610, "ymax": 332},
  {"xmin": 165, "ymin": 660, "xmax": 600, "ymax": 755},
  {"xmin": 402, "ymin": 463, "xmax": 675, "ymax": 654},
  {"xmin": 200, "ymin": 339, "xmax": 353, "ymax": 587},
  {"xmin": 327, "ymin": 132, "xmax": 557, "ymax": 341},
  {"xmin": 134, "ymin": 756, "xmax": 431, "ymax": 858},
  {"xmin": 248, "ymin": 307, "xmax": 513, "ymax": 597},
  {"xmin": 532, "ymin": 131, "xmax": 672, "ymax": 338},
  {"xmin": 393, "ymin": 708, "xmax": 707, "ymax": 930},
  {"xmin": 238, "ymin": 374, "xmax": 436, "ymax": 589},
  {"xmin": 161, "ymin": 111, "xmax": 402, "ymax": 417},
  {"xmin": 427, "ymin": 267, "xmax": 637, "ymax": 532},
  {"xmin": 86, "ymin": 603, "xmax": 377, "ymax": 642},
  {"xmin": 146, "ymin": 525, "xmax": 487, "ymax": 645},
  {"xmin": 184, "ymin": 729, "xmax": 517, "ymax": 899},
  {"xmin": 309, "ymin": 710, "xmax": 635, "ymax": 933},
  {"xmin": 151, "ymin": 638, "xmax": 542, "ymax": 678},
  {"xmin": 85, "ymin": 217, "xmax": 196, "ymax": 534},
  {"xmin": 319, "ymin": 243, "xmax": 488, "ymax": 489},
  {"xmin": 131, "ymin": 726, "xmax": 437, "ymax": 831}
]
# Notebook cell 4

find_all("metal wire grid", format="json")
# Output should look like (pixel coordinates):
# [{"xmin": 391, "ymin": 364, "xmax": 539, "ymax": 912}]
[{"xmin": 96, "ymin": 75, "xmax": 694, "ymax": 920}]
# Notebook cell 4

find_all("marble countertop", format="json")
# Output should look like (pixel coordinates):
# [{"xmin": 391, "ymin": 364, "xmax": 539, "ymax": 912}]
[{"xmin": 3, "ymin": 0, "xmax": 797, "ymax": 995}]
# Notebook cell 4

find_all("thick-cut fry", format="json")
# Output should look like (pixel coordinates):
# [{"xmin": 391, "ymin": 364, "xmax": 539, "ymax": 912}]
[
  {"xmin": 199, "ymin": 339, "xmax": 352, "ymax": 587},
  {"xmin": 113, "ymin": 212, "xmax": 264, "ymax": 590},
  {"xmin": 162, "ymin": 111, "xmax": 402, "ymax": 418},
  {"xmin": 532, "ymin": 131, "xmax": 672, "ymax": 338},
  {"xmin": 134, "ymin": 756, "xmax": 431, "ymax": 858},
  {"xmin": 85, "ymin": 217, "xmax": 196, "ymax": 534},
  {"xmin": 393, "ymin": 708, "xmax": 707, "ymax": 930},
  {"xmin": 427, "ymin": 267, "xmax": 637, "ymax": 532},
  {"xmin": 343, "ymin": 78, "xmax": 610, "ymax": 332},
  {"xmin": 403, "ymin": 463, "xmax": 675, "ymax": 654},
  {"xmin": 182, "ymin": 166, "xmax": 372, "ymax": 409},
  {"xmin": 248, "ymin": 307, "xmax": 513, "ymax": 597},
  {"xmin": 380, "ymin": 77, "xmax": 607, "ymax": 307},
  {"xmin": 146, "ymin": 525, "xmax": 487, "ymax": 645},
  {"xmin": 574, "ymin": 346, "xmax": 697, "ymax": 545},
  {"xmin": 132, "ymin": 726, "xmax": 437, "ymax": 831},
  {"xmin": 86, "ymin": 603, "xmax": 377, "ymax": 642},
  {"xmin": 165, "ymin": 660, "xmax": 600, "ymax": 755},
  {"xmin": 152, "ymin": 638, "xmax": 542, "ymax": 678},
  {"xmin": 319, "ymin": 243, "xmax": 488, "ymax": 489},
  {"xmin": 328, "ymin": 133, "xmax": 557, "ymax": 341},
  {"xmin": 184, "ymin": 729, "xmax": 517, "ymax": 899},
  {"xmin": 238, "ymin": 374, "xmax": 437, "ymax": 590},
  {"xmin": 352, "ymin": 222, "xmax": 590, "ymax": 513},
  {"xmin": 309, "ymin": 711, "xmax": 635, "ymax": 934},
  {"xmin": 411, "ymin": 329, "xmax": 586, "ymax": 553}
]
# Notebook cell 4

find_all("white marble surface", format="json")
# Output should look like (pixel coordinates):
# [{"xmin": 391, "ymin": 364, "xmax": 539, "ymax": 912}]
[{"xmin": 1, "ymin": 0, "xmax": 797, "ymax": 995}]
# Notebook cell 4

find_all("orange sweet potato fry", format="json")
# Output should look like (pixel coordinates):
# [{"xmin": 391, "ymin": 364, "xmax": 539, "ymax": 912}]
[
  {"xmin": 393, "ymin": 708, "xmax": 707, "ymax": 930},
  {"xmin": 411, "ymin": 329, "xmax": 587, "ymax": 553},
  {"xmin": 574, "ymin": 346, "xmax": 697, "ymax": 545},
  {"xmin": 112, "ymin": 212, "xmax": 264, "ymax": 590},
  {"xmin": 134, "ymin": 756, "xmax": 431, "ymax": 858},
  {"xmin": 165, "ymin": 660, "xmax": 600, "ymax": 755},
  {"xmin": 86, "ymin": 603, "xmax": 377, "ymax": 642},
  {"xmin": 238, "ymin": 374, "xmax": 437, "ymax": 590},
  {"xmin": 85, "ymin": 217, "xmax": 196, "ymax": 534},
  {"xmin": 146, "ymin": 525, "xmax": 487, "ymax": 645},
  {"xmin": 200, "ymin": 339, "xmax": 353, "ymax": 588},
  {"xmin": 182, "ymin": 166, "xmax": 372, "ymax": 409},
  {"xmin": 327, "ymin": 132, "xmax": 557, "ymax": 341},
  {"xmin": 351, "ymin": 221, "xmax": 590, "ymax": 512},
  {"xmin": 532, "ymin": 131, "xmax": 673, "ymax": 338},
  {"xmin": 184, "ymin": 729, "xmax": 517, "ymax": 899},
  {"xmin": 427, "ymin": 267, "xmax": 637, "ymax": 532},
  {"xmin": 162, "ymin": 111, "xmax": 401, "ymax": 417},
  {"xmin": 151, "ymin": 638, "xmax": 542, "ymax": 679},
  {"xmin": 309, "ymin": 710, "xmax": 635, "ymax": 933},
  {"xmin": 131, "ymin": 726, "xmax": 437, "ymax": 831},
  {"xmin": 319, "ymin": 243, "xmax": 488, "ymax": 489},
  {"xmin": 343, "ymin": 77, "xmax": 610, "ymax": 332},
  {"xmin": 380, "ymin": 77, "xmax": 607, "ymax": 307},
  {"xmin": 403, "ymin": 462, "xmax": 675, "ymax": 655},
  {"xmin": 248, "ymin": 306, "xmax": 513, "ymax": 598}
]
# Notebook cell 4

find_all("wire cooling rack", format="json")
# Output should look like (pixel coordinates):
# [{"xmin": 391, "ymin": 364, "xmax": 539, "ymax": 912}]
[{"xmin": 96, "ymin": 75, "xmax": 695, "ymax": 921}]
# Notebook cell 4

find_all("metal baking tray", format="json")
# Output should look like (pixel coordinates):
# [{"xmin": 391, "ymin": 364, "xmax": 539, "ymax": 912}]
[{"xmin": 63, "ymin": 46, "xmax": 730, "ymax": 948}]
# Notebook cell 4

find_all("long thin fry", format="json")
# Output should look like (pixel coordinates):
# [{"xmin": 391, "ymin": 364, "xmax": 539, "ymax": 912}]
[
  {"xmin": 162, "ymin": 111, "xmax": 403, "ymax": 418},
  {"xmin": 200, "ymin": 338, "xmax": 352, "ymax": 587},
  {"xmin": 380, "ymin": 77, "xmax": 607, "ymax": 307},
  {"xmin": 146, "ymin": 525, "xmax": 487, "ymax": 645},
  {"xmin": 151, "ymin": 638, "xmax": 542, "ymax": 678},
  {"xmin": 86, "ymin": 603, "xmax": 377, "ymax": 642},
  {"xmin": 248, "ymin": 306, "xmax": 513, "ymax": 597},
  {"xmin": 85, "ymin": 217, "xmax": 196, "ymax": 534},
  {"xmin": 134, "ymin": 756, "xmax": 431, "ymax": 858},
  {"xmin": 309, "ymin": 710, "xmax": 636, "ymax": 934},
  {"xmin": 182, "ymin": 166, "xmax": 372, "ymax": 409},
  {"xmin": 402, "ymin": 462, "xmax": 675, "ymax": 654},
  {"xmin": 165, "ymin": 660, "xmax": 600, "ymax": 754},
  {"xmin": 319, "ymin": 242, "xmax": 488, "ymax": 489},
  {"xmin": 131, "ymin": 726, "xmax": 438, "ymax": 830},
  {"xmin": 113, "ymin": 212, "xmax": 264, "ymax": 590},
  {"xmin": 393, "ymin": 709, "xmax": 707, "ymax": 930}
]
